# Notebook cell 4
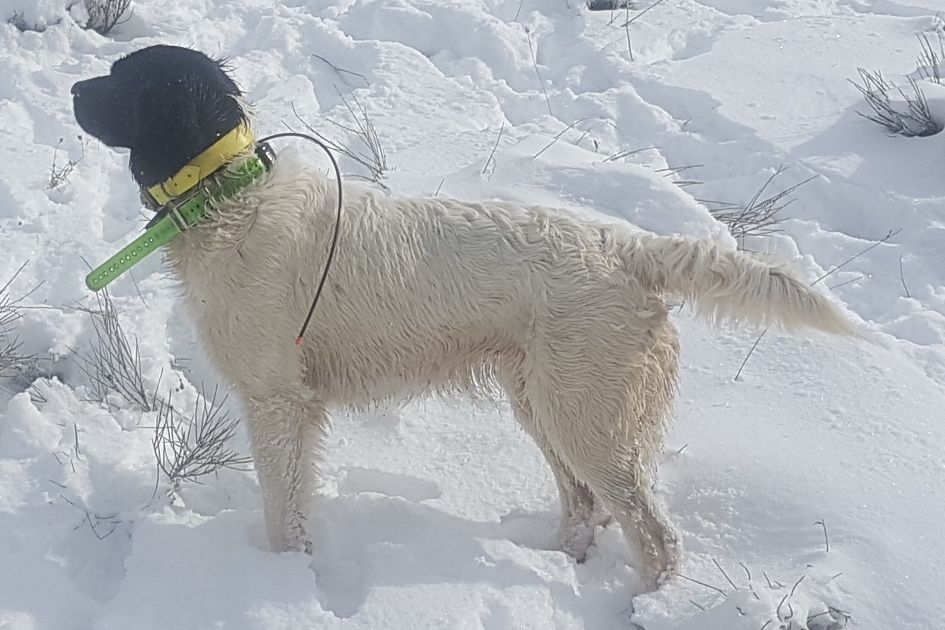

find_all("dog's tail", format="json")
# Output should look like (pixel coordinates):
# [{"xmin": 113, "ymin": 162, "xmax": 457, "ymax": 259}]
[{"xmin": 624, "ymin": 235, "xmax": 856, "ymax": 336}]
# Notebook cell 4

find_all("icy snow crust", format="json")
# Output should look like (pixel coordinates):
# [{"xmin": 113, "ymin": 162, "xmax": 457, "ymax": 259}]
[{"xmin": 1, "ymin": 0, "xmax": 943, "ymax": 628}]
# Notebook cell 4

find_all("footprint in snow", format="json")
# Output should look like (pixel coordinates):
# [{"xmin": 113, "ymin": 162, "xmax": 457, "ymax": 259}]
[{"xmin": 337, "ymin": 466, "xmax": 442, "ymax": 502}]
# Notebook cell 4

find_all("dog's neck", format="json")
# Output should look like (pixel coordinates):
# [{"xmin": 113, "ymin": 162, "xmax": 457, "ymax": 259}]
[
  {"xmin": 84, "ymin": 126, "xmax": 271, "ymax": 292},
  {"xmin": 164, "ymin": 152, "xmax": 337, "ymax": 273}
]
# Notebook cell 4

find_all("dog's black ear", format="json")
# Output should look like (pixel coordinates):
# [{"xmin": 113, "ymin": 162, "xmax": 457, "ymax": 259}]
[{"xmin": 128, "ymin": 71, "xmax": 247, "ymax": 187}]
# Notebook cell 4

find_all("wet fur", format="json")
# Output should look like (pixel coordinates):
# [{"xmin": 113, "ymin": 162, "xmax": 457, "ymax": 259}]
[{"xmin": 72, "ymin": 45, "xmax": 855, "ymax": 591}]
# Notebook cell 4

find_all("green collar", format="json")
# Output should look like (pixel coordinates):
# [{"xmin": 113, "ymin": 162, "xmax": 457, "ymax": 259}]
[{"xmin": 85, "ymin": 146, "xmax": 272, "ymax": 292}]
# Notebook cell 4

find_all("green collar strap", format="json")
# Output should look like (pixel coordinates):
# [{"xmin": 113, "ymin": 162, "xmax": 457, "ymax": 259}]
[{"xmin": 85, "ymin": 145, "xmax": 272, "ymax": 292}]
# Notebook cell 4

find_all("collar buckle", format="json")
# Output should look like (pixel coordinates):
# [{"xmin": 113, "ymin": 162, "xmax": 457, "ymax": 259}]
[
  {"xmin": 143, "ymin": 184, "xmax": 201, "ymax": 231},
  {"xmin": 167, "ymin": 198, "xmax": 194, "ymax": 232}
]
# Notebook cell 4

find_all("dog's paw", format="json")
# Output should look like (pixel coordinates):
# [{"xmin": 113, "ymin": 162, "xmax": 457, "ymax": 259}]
[
  {"xmin": 274, "ymin": 511, "xmax": 313, "ymax": 555},
  {"xmin": 560, "ymin": 524, "xmax": 600, "ymax": 562},
  {"xmin": 559, "ymin": 511, "xmax": 613, "ymax": 561}
]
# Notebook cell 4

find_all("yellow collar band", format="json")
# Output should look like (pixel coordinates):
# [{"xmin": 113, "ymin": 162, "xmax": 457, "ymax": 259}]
[{"xmin": 146, "ymin": 123, "xmax": 256, "ymax": 206}]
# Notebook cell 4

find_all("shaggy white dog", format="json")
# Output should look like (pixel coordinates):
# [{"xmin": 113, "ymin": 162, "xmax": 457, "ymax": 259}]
[
  {"xmin": 71, "ymin": 45, "xmax": 855, "ymax": 592},
  {"xmin": 166, "ymin": 149, "xmax": 853, "ymax": 588}
]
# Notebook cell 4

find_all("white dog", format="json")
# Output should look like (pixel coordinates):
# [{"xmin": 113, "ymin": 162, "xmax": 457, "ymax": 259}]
[{"xmin": 72, "ymin": 45, "xmax": 855, "ymax": 590}]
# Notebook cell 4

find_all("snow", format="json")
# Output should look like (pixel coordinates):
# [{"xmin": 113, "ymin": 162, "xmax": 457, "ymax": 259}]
[{"xmin": 1, "ymin": 0, "xmax": 944, "ymax": 628}]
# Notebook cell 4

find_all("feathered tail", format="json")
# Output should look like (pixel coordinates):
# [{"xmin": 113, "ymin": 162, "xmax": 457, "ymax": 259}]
[{"xmin": 622, "ymin": 235, "xmax": 856, "ymax": 336}]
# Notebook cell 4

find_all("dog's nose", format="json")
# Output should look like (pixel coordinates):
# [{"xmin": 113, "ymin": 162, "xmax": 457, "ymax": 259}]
[{"xmin": 71, "ymin": 82, "xmax": 82, "ymax": 97}]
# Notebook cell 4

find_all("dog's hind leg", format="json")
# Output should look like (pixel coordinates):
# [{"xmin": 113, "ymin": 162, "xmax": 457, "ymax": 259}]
[
  {"xmin": 244, "ymin": 389, "xmax": 327, "ymax": 554},
  {"xmin": 535, "ymin": 387, "xmax": 680, "ymax": 589},
  {"xmin": 500, "ymin": 366, "xmax": 611, "ymax": 561},
  {"xmin": 525, "ymin": 307, "xmax": 681, "ymax": 589}
]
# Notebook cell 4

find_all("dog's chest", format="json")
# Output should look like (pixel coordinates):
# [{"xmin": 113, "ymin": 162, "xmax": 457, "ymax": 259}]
[{"xmin": 173, "ymin": 249, "xmax": 298, "ymax": 365}]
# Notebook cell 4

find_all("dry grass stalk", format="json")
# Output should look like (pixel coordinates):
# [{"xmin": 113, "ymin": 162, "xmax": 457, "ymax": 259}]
[
  {"xmin": 701, "ymin": 166, "xmax": 817, "ymax": 248},
  {"xmin": 0, "ymin": 262, "xmax": 38, "ymax": 378},
  {"xmin": 290, "ymin": 91, "xmax": 388, "ymax": 188},
  {"xmin": 74, "ymin": 290, "xmax": 152, "ymax": 411},
  {"xmin": 49, "ymin": 137, "xmax": 85, "ymax": 189}
]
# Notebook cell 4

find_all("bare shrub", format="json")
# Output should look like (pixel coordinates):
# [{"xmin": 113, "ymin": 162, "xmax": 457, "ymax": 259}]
[
  {"xmin": 74, "ymin": 290, "xmax": 152, "ymax": 411},
  {"xmin": 71, "ymin": 292, "xmax": 250, "ymax": 491},
  {"xmin": 0, "ymin": 263, "xmax": 35, "ymax": 378},
  {"xmin": 0, "ymin": 319, "xmax": 27, "ymax": 379},
  {"xmin": 850, "ymin": 68, "xmax": 943, "ymax": 137},
  {"xmin": 700, "ymin": 166, "xmax": 817, "ymax": 247},
  {"xmin": 850, "ymin": 26, "xmax": 945, "ymax": 136},
  {"xmin": 49, "ymin": 136, "xmax": 85, "ymax": 189},
  {"xmin": 83, "ymin": 0, "xmax": 132, "ymax": 35},
  {"xmin": 289, "ymin": 89, "xmax": 388, "ymax": 189},
  {"xmin": 153, "ymin": 386, "xmax": 252, "ymax": 492}
]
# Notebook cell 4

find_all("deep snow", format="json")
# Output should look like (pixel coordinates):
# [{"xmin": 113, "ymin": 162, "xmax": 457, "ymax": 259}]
[{"xmin": 1, "ymin": 0, "xmax": 944, "ymax": 628}]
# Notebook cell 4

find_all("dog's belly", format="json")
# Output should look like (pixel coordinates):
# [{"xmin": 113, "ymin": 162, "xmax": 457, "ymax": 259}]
[{"xmin": 303, "ymin": 327, "xmax": 518, "ymax": 406}]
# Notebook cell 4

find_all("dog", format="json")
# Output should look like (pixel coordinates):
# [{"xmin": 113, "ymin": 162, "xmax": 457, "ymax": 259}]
[{"xmin": 71, "ymin": 45, "xmax": 855, "ymax": 590}]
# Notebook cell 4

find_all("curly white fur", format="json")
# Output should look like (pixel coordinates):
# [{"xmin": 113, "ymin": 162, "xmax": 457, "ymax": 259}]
[{"xmin": 165, "ymin": 150, "xmax": 855, "ymax": 590}]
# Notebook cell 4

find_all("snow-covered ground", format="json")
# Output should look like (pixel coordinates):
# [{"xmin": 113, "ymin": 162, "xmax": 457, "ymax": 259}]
[{"xmin": 2, "ymin": 0, "xmax": 944, "ymax": 628}]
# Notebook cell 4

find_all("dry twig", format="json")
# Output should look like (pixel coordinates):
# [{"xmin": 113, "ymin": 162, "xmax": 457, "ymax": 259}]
[
  {"xmin": 814, "ymin": 519, "xmax": 830, "ymax": 552},
  {"xmin": 712, "ymin": 558, "xmax": 739, "ymax": 591},
  {"xmin": 483, "ymin": 123, "xmax": 506, "ymax": 177},
  {"xmin": 311, "ymin": 53, "xmax": 368, "ymax": 86},
  {"xmin": 899, "ymin": 255, "xmax": 911, "ymax": 298},
  {"xmin": 776, "ymin": 575, "xmax": 806, "ymax": 622},
  {"xmin": 678, "ymin": 573, "xmax": 727, "ymax": 596},
  {"xmin": 525, "ymin": 28, "xmax": 553, "ymax": 116}
]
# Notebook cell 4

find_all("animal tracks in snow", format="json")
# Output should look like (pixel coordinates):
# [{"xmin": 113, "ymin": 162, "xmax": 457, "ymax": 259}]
[{"xmin": 337, "ymin": 466, "xmax": 442, "ymax": 502}]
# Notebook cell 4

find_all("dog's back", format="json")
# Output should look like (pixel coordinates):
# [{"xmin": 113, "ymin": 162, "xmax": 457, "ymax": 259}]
[{"xmin": 169, "ymin": 156, "xmax": 852, "ymax": 406}]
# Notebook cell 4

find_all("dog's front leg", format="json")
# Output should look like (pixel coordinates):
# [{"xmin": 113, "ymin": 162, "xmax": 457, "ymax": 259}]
[{"xmin": 245, "ymin": 390, "xmax": 327, "ymax": 554}]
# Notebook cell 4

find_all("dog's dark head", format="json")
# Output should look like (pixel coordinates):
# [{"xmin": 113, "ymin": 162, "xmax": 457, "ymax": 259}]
[{"xmin": 71, "ymin": 45, "xmax": 247, "ymax": 188}]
